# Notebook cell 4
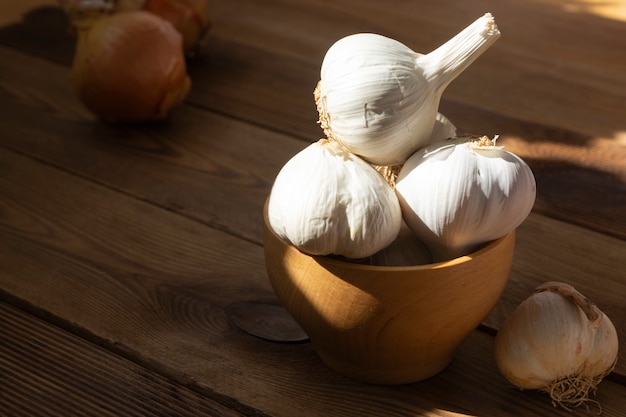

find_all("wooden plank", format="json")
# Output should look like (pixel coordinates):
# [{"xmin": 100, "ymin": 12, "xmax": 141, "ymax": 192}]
[
  {"xmin": 0, "ymin": 302, "xmax": 253, "ymax": 417},
  {"xmin": 1, "ymin": 36, "xmax": 625, "ymax": 243},
  {"xmin": 1, "ymin": 2, "xmax": 624, "ymax": 416},
  {"xmin": 438, "ymin": 100, "xmax": 626, "ymax": 240},
  {"xmin": 0, "ymin": 144, "xmax": 625, "ymax": 416},
  {"xmin": 3, "ymin": 1, "xmax": 625, "ymax": 240},
  {"xmin": 0, "ymin": 0, "xmax": 57, "ymax": 26},
  {"xmin": 0, "ymin": 42, "xmax": 625, "ymax": 375},
  {"xmin": 3, "ymin": 1, "xmax": 626, "ymax": 139},
  {"xmin": 0, "ymin": 3, "xmax": 73, "ymax": 66},
  {"xmin": 487, "ymin": 213, "xmax": 626, "ymax": 363},
  {"xmin": 0, "ymin": 44, "xmax": 305, "ymax": 243},
  {"xmin": 206, "ymin": 0, "xmax": 626, "ymax": 136}
]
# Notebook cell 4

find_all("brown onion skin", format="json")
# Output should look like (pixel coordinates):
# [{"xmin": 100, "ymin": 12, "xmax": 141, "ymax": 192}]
[
  {"xmin": 72, "ymin": 10, "xmax": 191, "ymax": 123},
  {"xmin": 142, "ymin": 0, "xmax": 211, "ymax": 52}
]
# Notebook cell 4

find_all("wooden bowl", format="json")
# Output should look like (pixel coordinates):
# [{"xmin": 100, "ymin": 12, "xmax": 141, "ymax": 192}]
[{"xmin": 262, "ymin": 201, "xmax": 515, "ymax": 384}]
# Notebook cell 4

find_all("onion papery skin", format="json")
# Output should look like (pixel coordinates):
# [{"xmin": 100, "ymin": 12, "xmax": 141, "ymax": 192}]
[
  {"xmin": 140, "ymin": 0, "xmax": 211, "ymax": 52},
  {"xmin": 72, "ymin": 10, "xmax": 191, "ymax": 123},
  {"xmin": 494, "ymin": 282, "xmax": 618, "ymax": 410},
  {"xmin": 59, "ymin": 0, "xmax": 211, "ymax": 52}
]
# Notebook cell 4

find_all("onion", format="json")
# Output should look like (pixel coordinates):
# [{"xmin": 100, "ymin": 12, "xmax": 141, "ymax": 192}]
[
  {"xmin": 138, "ymin": 0, "xmax": 211, "ymax": 52},
  {"xmin": 494, "ymin": 282, "xmax": 618, "ymax": 412},
  {"xmin": 59, "ymin": 0, "xmax": 211, "ymax": 52},
  {"xmin": 71, "ymin": 10, "xmax": 191, "ymax": 122}
]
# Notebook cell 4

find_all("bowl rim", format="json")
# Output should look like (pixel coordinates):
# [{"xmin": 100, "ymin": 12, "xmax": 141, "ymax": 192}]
[{"xmin": 263, "ymin": 197, "xmax": 515, "ymax": 272}]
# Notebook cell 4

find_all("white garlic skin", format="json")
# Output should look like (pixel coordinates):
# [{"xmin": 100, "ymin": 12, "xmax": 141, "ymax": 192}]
[
  {"xmin": 267, "ymin": 139, "xmax": 402, "ymax": 259},
  {"xmin": 494, "ymin": 284, "xmax": 618, "ymax": 391},
  {"xmin": 316, "ymin": 13, "xmax": 500, "ymax": 166},
  {"xmin": 430, "ymin": 112, "xmax": 457, "ymax": 143},
  {"xmin": 395, "ymin": 136, "xmax": 536, "ymax": 261},
  {"xmin": 368, "ymin": 221, "xmax": 433, "ymax": 266},
  {"xmin": 317, "ymin": 33, "xmax": 429, "ymax": 166}
]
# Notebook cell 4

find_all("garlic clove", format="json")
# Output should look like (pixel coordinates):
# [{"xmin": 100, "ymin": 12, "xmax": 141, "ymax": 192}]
[
  {"xmin": 395, "ymin": 135, "xmax": 536, "ymax": 262},
  {"xmin": 373, "ymin": 111, "xmax": 456, "ymax": 189},
  {"xmin": 71, "ymin": 10, "xmax": 191, "ymax": 123},
  {"xmin": 315, "ymin": 13, "xmax": 500, "ymax": 166},
  {"xmin": 494, "ymin": 282, "xmax": 618, "ymax": 411},
  {"xmin": 367, "ymin": 221, "xmax": 433, "ymax": 266},
  {"xmin": 267, "ymin": 139, "xmax": 402, "ymax": 259},
  {"xmin": 430, "ymin": 112, "xmax": 457, "ymax": 143}
]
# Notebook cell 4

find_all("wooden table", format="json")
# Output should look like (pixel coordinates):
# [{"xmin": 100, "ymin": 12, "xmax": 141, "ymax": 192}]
[{"xmin": 1, "ymin": 1, "xmax": 626, "ymax": 415}]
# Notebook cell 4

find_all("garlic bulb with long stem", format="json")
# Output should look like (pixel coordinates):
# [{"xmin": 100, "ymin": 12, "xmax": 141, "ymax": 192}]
[
  {"xmin": 267, "ymin": 139, "xmax": 402, "ymax": 259},
  {"xmin": 315, "ymin": 13, "xmax": 500, "ymax": 166},
  {"xmin": 395, "ymin": 135, "xmax": 536, "ymax": 262},
  {"xmin": 71, "ymin": 10, "xmax": 191, "ymax": 122},
  {"xmin": 494, "ymin": 282, "xmax": 618, "ymax": 412}
]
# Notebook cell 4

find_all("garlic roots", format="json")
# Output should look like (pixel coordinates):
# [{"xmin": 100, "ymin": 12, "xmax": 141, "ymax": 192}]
[
  {"xmin": 395, "ymin": 135, "xmax": 536, "ymax": 262},
  {"xmin": 315, "ymin": 13, "xmax": 500, "ymax": 166},
  {"xmin": 494, "ymin": 282, "xmax": 618, "ymax": 412},
  {"xmin": 71, "ymin": 10, "xmax": 191, "ymax": 122},
  {"xmin": 267, "ymin": 139, "xmax": 402, "ymax": 259}
]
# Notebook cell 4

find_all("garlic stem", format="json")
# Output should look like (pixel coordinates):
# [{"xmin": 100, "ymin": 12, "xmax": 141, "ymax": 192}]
[
  {"xmin": 535, "ymin": 282, "xmax": 602, "ymax": 323},
  {"xmin": 418, "ymin": 13, "xmax": 501, "ymax": 91},
  {"xmin": 315, "ymin": 13, "xmax": 500, "ymax": 166}
]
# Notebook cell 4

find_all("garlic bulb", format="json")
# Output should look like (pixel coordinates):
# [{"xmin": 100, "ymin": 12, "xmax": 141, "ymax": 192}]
[
  {"xmin": 494, "ymin": 282, "xmax": 618, "ymax": 411},
  {"xmin": 374, "ymin": 111, "xmax": 457, "ymax": 188},
  {"xmin": 430, "ymin": 112, "xmax": 458, "ymax": 144},
  {"xmin": 268, "ymin": 139, "xmax": 402, "ymax": 259},
  {"xmin": 395, "ymin": 135, "xmax": 536, "ymax": 261},
  {"xmin": 315, "ymin": 13, "xmax": 500, "ymax": 166},
  {"xmin": 368, "ymin": 221, "xmax": 432, "ymax": 266},
  {"xmin": 71, "ymin": 10, "xmax": 191, "ymax": 122}
]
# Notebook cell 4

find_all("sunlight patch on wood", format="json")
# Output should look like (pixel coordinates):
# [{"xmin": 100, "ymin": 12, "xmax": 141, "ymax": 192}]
[{"xmin": 549, "ymin": 0, "xmax": 626, "ymax": 21}]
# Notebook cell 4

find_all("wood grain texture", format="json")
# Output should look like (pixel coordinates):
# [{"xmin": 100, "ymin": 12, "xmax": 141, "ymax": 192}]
[
  {"xmin": 0, "ymin": 41, "xmax": 625, "ymax": 377},
  {"xmin": 0, "ymin": 44, "xmax": 304, "ymax": 242},
  {"xmin": 1, "ymin": 1, "xmax": 625, "ymax": 416},
  {"xmin": 2, "ymin": 3, "xmax": 624, "ymax": 240},
  {"xmin": 1, "ymin": 143, "xmax": 625, "ymax": 416},
  {"xmin": 0, "ymin": 302, "xmax": 254, "ymax": 417},
  {"xmin": 2, "ymin": 35, "xmax": 626, "ymax": 247}
]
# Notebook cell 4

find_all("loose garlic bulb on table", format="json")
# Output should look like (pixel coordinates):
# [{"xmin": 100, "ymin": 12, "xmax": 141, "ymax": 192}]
[
  {"xmin": 267, "ymin": 139, "xmax": 402, "ymax": 259},
  {"xmin": 395, "ymin": 135, "xmax": 536, "ymax": 262},
  {"xmin": 494, "ymin": 282, "xmax": 618, "ymax": 412},
  {"xmin": 315, "ymin": 13, "xmax": 500, "ymax": 166}
]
